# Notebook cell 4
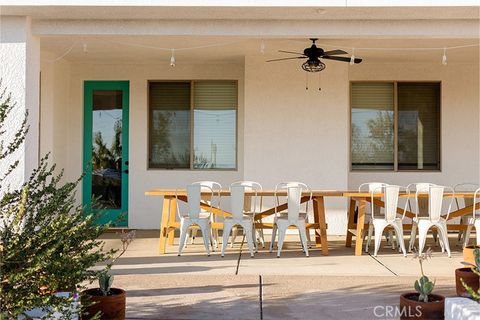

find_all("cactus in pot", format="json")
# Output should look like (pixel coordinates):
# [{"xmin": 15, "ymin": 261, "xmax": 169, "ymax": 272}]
[
  {"xmin": 413, "ymin": 247, "xmax": 436, "ymax": 302},
  {"xmin": 460, "ymin": 248, "xmax": 480, "ymax": 301}
]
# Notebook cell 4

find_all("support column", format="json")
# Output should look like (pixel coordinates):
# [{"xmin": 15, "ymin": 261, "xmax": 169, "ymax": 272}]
[{"xmin": 0, "ymin": 16, "xmax": 40, "ymax": 189}]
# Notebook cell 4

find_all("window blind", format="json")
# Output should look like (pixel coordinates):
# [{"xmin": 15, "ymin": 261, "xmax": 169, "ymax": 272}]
[
  {"xmin": 351, "ymin": 83, "xmax": 395, "ymax": 170},
  {"xmin": 193, "ymin": 81, "xmax": 237, "ymax": 169}
]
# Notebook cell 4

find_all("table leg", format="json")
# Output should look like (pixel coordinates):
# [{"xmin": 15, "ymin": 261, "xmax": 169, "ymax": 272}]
[
  {"xmin": 346, "ymin": 198, "xmax": 356, "ymax": 247},
  {"xmin": 159, "ymin": 197, "xmax": 171, "ymax": 254},
  {"xmin": 167, "ymin": 198, "xmax": 177, "ymax": 245},
  {"xmin": 313, "ymin": 196, "xmax": 329, "ymax": 255},
  {"xmin": 355, "ymin": 199, "xmax": 366, "ymax": 256}
]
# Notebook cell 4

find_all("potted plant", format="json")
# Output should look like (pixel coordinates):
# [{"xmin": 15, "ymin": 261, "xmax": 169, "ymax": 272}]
[
  {"xmin": 82, "ymin": 229, "xmax": 135, "ymax": 320},
  {"xmin": 463, "ymin": 245, "xmax": 480, "ymax": 265},
  {"xmin": 399, "ymin": 248, "xmax": 445, "ymax": 319},
  {"xmin": 456, "ymin": 248, "xmax": 480, "ymax": 297}
]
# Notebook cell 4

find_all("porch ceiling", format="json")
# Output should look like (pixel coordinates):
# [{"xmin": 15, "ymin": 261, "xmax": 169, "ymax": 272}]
[{"xmin": 41, "ymin": 36, "xmax": 479, "ymax": 64}]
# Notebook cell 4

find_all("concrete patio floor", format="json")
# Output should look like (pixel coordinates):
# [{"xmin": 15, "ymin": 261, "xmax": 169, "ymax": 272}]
[{"xmin": 98, "ymin": 230, "xmax": 465, "ymax": 319}]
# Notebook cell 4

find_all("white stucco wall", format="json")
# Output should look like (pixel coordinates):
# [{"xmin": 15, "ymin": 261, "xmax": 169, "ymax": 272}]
[
  {"xmin": 40, "ymin": 51, "xmax": 70, "ymax": 170},
  {"xmin": 0, "ymin": 16, "xmax": 40, "ymax": 191}
]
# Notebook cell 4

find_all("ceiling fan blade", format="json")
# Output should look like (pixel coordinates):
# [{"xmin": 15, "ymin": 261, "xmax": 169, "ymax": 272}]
[
  {"xmin": 323, "ymin": 49, "xmax": 348, "ymax": 56},
  {"xmin": 278, "ymin": 50, "xmax": 306, "ymax": 55},
  {"xmin": 322, "ymin": 55, "xmax": 363, "ymax": 63},
  {"xmin": 266, "ymin": 56, "xmax": 306, "ymax": 62}
]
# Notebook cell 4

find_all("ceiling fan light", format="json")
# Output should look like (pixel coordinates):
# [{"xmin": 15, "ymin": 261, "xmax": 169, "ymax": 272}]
[{"xmin": 302, "ymin": 59, "xmax": 325, "ymax": 72}]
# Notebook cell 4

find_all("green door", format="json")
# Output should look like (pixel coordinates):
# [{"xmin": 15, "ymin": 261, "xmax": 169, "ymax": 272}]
[{"xmin": 83, "ymin": 81, "xmax": 129, "ymax": 226}]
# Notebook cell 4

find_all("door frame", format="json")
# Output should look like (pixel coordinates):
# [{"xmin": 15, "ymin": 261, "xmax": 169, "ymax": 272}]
[{"xmin": 83, "ymin": 80, "xmax": 130, "ymax": 226}]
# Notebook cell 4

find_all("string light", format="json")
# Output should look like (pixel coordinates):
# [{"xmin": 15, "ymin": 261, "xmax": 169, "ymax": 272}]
[
  {"xmin": 350, "ymin": 48, "xmax": 355, "ymax": 65},
  {"xmin": 260, "ymin": 40, "xmax": 265, "ymax": 54},
  {"xmin": 442, "ymin": 48, "xmax": 447, "ymax": 65},
  {"xmin": 170, "ymin": 49, "xmax": 176, "ymax": 67},
  {"xmin": 82, "ymin": 43, "xmax": 88, "ymax": 54}
]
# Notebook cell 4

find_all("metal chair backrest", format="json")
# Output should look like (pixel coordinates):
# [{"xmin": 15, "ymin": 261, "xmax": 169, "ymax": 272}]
[
  {"xmin": 359, "ymin": 182, "xmax": 386, "ymax": 216},
  {"xmin": 186, "ymin": 184, "xmax": 214, "ymax": 219},
  {"xmin": 230, "ymin": 185, "xmax": 246, "ymax": 220},
  {"xmin": 407, "ymin": 183, "xmax": 437, "ymax": 216},
  {"xmin": 371, "ymin": 185, "xmax": 404, "ymax": 222},
  {"xmin": 413, "ymin": 185, "xmax": 454, "ymax": 222},
  {"xmin": 454, "ymin": 183, "xmax": 478, "ymax": 210},
  {"xmin": 274, "ymin": 182, "xmax": 312, "ymax": 220},
  {"xmin": 231, "ymin": 181, "xmax": 263, "ymax": 215},
  {"xmin": 192, "ymin": 181, "xmax": 222, "ymax": 208}
]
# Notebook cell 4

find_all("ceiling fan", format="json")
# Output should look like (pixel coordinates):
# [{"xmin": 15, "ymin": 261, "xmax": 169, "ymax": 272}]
[{"xmin": 267, "ymin": 38, "xmax": 362, "ymax": 72}]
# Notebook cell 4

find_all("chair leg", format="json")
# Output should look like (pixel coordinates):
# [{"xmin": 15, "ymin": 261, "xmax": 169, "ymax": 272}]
[
  {"xmin": 178, "ymin": 221, "xmax": 190, "ymax": 256},
  {"xmin": 393, "ymin": 223, "xmax": 407, "ymax": 257},
  {"xmin": 201, "ymin": 225, "xmax": 211, "ymax": 256},
  {"xmin": 298, "ymin": 225, "xmax": 309, "ymax": 257},
  {"xmin": 409, "ymin": 223, "xmax": 417, "ymax": 252},
  {"xmin": 221, "ymin": 223, "xmax": 233, "ymax": 257},
  {"xmin": 191, "ymin": 228, "xmax": 198, "ymax": 245},
  {"xmin": 365, "ymin": 223, "xmax": 373, "ymax": 253},
  {"xmin": 258, "ymin": 223, "xmax": 266, "ymax": 248},
  {"xmin": 244, "ymin": 226, "xmax": 255, "ymax": 258},
  {"xmin": 464, "ymin": 224, "xmax": 473, "ymax": 248},
  {"xmin": 306, "ymin": 228, "xmax": 312, "ymax": 249},
  {"xmin": 373, "ymin": 226, "xmax": 385, "ymax": 257},
  {"xmin": 230, "ymin": 226, "xmax": 238, "ymax": 248},
  {"xmin": 269, "ymin": 223, "xmax": 277, "ymax": 253},
  {"xmin": 276, "ymin": 227, "xmax": 287, "ymax": 258},
  {"xmin": 437, "ymin": 223, "xmax": 451, "ymax": 257},
  {"xmin": 418, "ymin": 224, "xmax": 429, "ymax": 255}
]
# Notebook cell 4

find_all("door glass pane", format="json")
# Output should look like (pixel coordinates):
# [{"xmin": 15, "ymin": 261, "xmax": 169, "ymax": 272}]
[
  {"xmin": 398, "ymin": 82, "xmax": 440, "ymax": 170},
  {"xmin": 91, "ymin": 90, "xmax": 123, "ymax": 209},
  {"xmin": 351, "ymin": 82, "xmax": 394, "ymax": 170},
  {"xmin": 193, "ymin": 81, "xmax": 237, "ymax": 169},
  {"xmin": 149, "ymin": 82, "xmax": 191, "ymax": 168}
]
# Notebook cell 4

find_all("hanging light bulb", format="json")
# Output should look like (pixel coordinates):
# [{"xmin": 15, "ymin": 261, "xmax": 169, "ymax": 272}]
[
  {"xmin": 260, "ymin": 40, "xmax": 265, "ymax": 54},
  {"xmin": 350, "ymin": 48, "xmax": 355, "ymax": 65},
  {"xmin": 83, "ymin": 43, "xmax": 88, "ymax": 54},
  {"xmin": 170, "ymin": 49, "xmax": 176, "ymax": 67},
  {"xmin": 442, "ymin": 47, "xmax": 447, "ymax": 65}
]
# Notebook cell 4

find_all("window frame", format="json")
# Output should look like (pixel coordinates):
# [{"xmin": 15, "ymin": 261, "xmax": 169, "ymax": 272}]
[
  {"xmin": 147, "ymin": 79, "xmax": 239, "ymax": 171},
  {"xmin": 349, "ymin": 80, "xmax": 442, "ymax": 173}
]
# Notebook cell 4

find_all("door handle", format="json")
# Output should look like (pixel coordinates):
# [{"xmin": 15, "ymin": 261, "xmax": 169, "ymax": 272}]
[
  {"xmin": 125, "ymin": 161, "xmax": 129, "ymax": 166},
  {"xmin": 123, "ymin": 169, "xmax": 129, "ymax": 174}
]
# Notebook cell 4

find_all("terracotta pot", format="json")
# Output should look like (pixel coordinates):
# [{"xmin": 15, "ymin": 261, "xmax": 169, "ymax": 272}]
[
  {"xmin": 463, "ymin": 246, "xmax": 480, "ymax": 265},
  {"xmin": 82, "ymin": 288, "xmax": 126, "ymax": 320},
  {"xmin": 456, "ymin": 267, "xmax": 480, "ymax": 298},
  {"xmin": 399, "ymin": 293, "xmax": 444, "ymax": 320}
]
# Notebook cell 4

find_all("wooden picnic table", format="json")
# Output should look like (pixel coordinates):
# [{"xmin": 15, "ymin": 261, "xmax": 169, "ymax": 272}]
[
  {"xmin": 145, "ymin": 189, "xmax": 479, "ymax": 257},
  {"xmin": 145, "ymin": 189, "xmax": 344, "ymax": 255},
  {"xmin": 343, "ymin": 191, "xmax": 479, "ymax": 256}
]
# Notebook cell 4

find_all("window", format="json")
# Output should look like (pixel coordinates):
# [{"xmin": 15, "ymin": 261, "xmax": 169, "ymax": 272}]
[
  {"xmin": 351, "ymin": 82, "xmax": 440, "ymax": 171},
  {"xmin": 149, "ymin": 81, "xmax": 237, "ymax": 169}
]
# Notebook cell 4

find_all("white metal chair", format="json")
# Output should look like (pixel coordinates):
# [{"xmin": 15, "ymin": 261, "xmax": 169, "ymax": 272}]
[
  {"xmin": 189, "ymin": 181, "xmax": 222, "ymax": 248},
  {"xmin": 359, "ymin": 182, "xmax": 397, "ymax": 251},
  {"xmin": 453, "ymin": 183, "xmax": 479, "ymax": 246},
  {"xmin": 221, "ymin": 185, "xmax": 256, "ymax": 258},
  {"xmin": 229, "ymin": 181, "xmax": 264, "ymax": 249},
  {"xmin": 269, "ymin": 182, "xmax": 312, "ymax": 257},
  {"xmin": 365, "ymin": 184, "xmax": 408, "ymax": 257},
  {"xmin": 408, "ymin": 184, "xmax": 454, "ymax": 257},
  {"xmin": 462, "ymin": 187, "xmax": 480, "ymax": 247},
  {"xmin": 177, "ymin": 184, "xmax": 215, "ymax": 256},
  {"xmin": 407, "ymin": 183, "xmax": 440, "ymax": 251}
]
